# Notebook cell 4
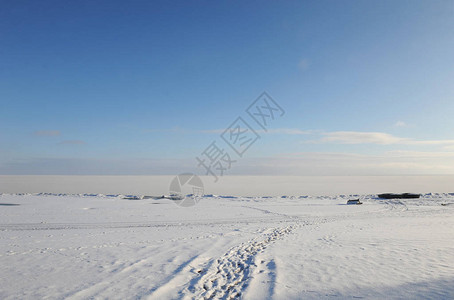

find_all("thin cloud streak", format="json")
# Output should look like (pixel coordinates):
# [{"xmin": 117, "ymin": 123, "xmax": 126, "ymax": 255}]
[
  {"xmin": 3, "ymin": 150, "xmax": 454, "ymax": 175},
  {"xmin": 147, "ymin": 128, "xmax": 313, "ymax": 135},
  {"xmin": 145, "ymin": 127, "xmax": 454, "ymax": 146},
  {"xmin": 34, "ymin": 130, "xmax": 61, "ymax": 137},
  {"xmin": 319, "ymin": 131, "xmax": 408, "ymax": 145},
  {"xmin": 310, "ymin": 131, "xmax": 454, "ymax": 146},
  {"xmin": 200, "ymin": 128, "xmax": 313, "ymax": 135},
  {"xmin": 394, "ymin": 121, "xmax": 408, "ymax": 127},
  {"xmin": 58, "ymin": 140, "xmax": 86, "ymax": 145},
  {"xmin": 264, "ymin": 128, "xmax": 313, "ymax": 135},
  {"xmin": 232, "ymin": 151, "xmax": 454, "ymax": 175}
]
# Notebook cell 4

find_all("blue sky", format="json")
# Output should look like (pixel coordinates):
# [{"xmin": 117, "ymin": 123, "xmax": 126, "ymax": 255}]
[{"xmin": 1, "ymin": 0, "xmax": 454, "ymax": 175}]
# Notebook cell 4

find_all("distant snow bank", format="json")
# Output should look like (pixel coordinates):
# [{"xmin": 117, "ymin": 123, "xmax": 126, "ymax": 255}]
[
  {"xmin": 2, "ymin": 191, "xmax": 454, "ymax": 201},
  {"xmin": 2, "ymin": 175, "xmax": 454, "ymax": 196}
]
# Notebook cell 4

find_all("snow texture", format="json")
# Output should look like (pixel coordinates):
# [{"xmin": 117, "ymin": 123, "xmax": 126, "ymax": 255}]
[{"xmin": 1, "ymin": 193, "xmax": 454, "ymax": 299}]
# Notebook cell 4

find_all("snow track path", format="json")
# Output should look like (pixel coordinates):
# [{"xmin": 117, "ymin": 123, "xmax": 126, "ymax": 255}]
[
  {"xmin": 174, "ymin": 218, "xmax": 332, "ymax": 300},
  {"xmin": 145, "ymin": 223, "xmax": 303, "ymax": 300},
  {"xmin": 185, "ymin": 225, "xmax": 297, "ymax": 299}
]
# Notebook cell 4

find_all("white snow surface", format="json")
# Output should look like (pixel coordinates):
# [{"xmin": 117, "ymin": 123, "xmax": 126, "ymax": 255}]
[{"xmin": 1, "ymin": 193, "xmax": 454, "ymax": 299}]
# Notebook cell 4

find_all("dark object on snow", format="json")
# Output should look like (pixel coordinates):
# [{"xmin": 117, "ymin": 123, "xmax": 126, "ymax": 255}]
[
  {"xmin": 347, "ymin": 199, "xmax": 362, "ymax": 205},
  {"xmin": 122, "ymin": 195, "xmax": 142, "ymax": 200},
  {"xmin": 378, "ymin": 193, "xmax": 420, "ymax": 199}
]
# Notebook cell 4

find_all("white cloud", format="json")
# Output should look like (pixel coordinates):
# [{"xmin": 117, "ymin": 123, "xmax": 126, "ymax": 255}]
[
  {"xmin": 394, "ymin": 121, "xmax": 408, "ymax": 127},
  {"xmin": 310, "ymin": 131, "xmax": 454, "ymax": 146},
  {"xmin": 407, "ymin": 140, "xmax": 454, "ymax": 146},
  {"xmin": 318, "ymin": 131, "xmax": 409, "ymax": 145}
]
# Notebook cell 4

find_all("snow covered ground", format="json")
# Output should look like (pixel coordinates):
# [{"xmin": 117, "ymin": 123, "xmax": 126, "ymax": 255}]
[{"xmin": 1, "ymin": 193, "xmax": 454, "ymax": 299}]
